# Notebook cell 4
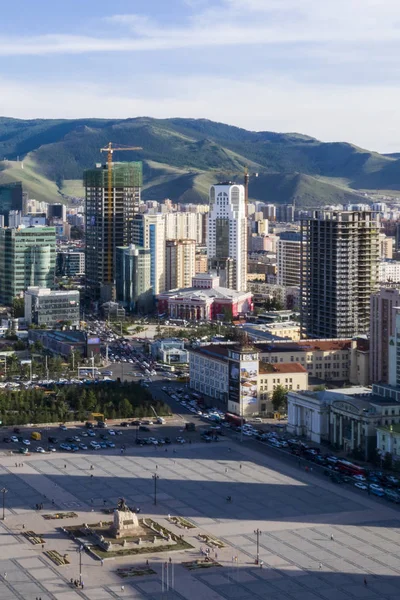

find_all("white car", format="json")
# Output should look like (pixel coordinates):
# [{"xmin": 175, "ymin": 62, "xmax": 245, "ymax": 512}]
[
  {"xmin": 353, "ymin": 474, "xmax": 366, "ymax": 482},
  {"xmin": 10, "ymin": 435, "xmax": 18, "ymax": 443},
  {"xmin": 109, "ymin": 430, "xmax": 116, "ymax": 436},
  {"xmin": 370, "ymin": 484, "xmax": 384, "ymax": 493},
  {"xmin": 22, "ymin": 439, "xmax": 30, "ymax": 446},
  {"xmin": 354, "ymin": 482, "xmax": 368, "ymax": 491},
  {"xmin": 35, "ymin": 447, "xmax": 45, "ymax": 453}
]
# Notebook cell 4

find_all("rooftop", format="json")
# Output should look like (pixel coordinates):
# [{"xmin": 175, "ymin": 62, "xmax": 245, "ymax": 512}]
[
  {"xmin": 256, "ymin": 339, "xmax": 352, "ymax": 353},
  {"xmin": 158, "ymin": 286, "xmax": 251, "ymax": 300},
  {"xmin": 259, "ymin": 362, "xmax": 307, "ymax": 374}
]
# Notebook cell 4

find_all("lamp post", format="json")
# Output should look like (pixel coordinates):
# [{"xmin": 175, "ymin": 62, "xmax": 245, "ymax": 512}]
[
  {"xmin": 77, "ymin": 544, "xmax": 83, "ymax": 587},
  {"xmin": 254, "ymin": 528, "xmax": 262, "ymax": 565},
  {"xmin": 1, "ymin": 488, "xmax": 7, "ymax": 520},
  {"xmin": 153, "ymin": 473, "xmax": 159, "ymax": 505}
]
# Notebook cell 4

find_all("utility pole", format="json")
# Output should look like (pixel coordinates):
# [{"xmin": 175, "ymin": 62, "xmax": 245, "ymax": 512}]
[
  {"xmin": 77, "ymin": 545, "xmax": 83, "ymax": 587},
  {"xmin": 1, "ymin": 488, "xmax": 8, "ymax": 520},
  {"xmin": 153, "ymin": 473, "xmax": 159, "ymax": 505},
  {"xmin": 254, "ymin": 528, "xmax": 262, "ymax": 564}
]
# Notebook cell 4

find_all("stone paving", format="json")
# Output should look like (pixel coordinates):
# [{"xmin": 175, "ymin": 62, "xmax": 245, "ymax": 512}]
[{"xmin": 0, "ymin": 442, "xmax": 399, "ymax": 599}]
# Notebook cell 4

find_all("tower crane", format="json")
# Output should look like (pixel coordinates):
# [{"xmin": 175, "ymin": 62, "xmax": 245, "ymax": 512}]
[{"xmin": 99, "ymin": 142, "xmax": 143, "ymax": 285}]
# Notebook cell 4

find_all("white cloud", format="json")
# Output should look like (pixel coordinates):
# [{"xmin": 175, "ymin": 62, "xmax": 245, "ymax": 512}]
[
  {"xmin": 0, "ymin": 1, "xmax": 400, "ymax": 56},
  {"xmin": 1, "ymin": 74, "xmax": 400, "ymax": 152}
]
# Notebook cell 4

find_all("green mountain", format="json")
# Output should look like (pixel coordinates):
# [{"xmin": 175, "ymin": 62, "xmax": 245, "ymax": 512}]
[{"xmin": 0, "ymin": 116, "xmax": 398, "ymax": 206}]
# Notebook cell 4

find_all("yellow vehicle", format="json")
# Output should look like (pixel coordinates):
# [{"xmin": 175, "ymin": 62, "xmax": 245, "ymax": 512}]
[{"xmin": 31, "ymin": 431, "xmax": 41, "ymax": 441}]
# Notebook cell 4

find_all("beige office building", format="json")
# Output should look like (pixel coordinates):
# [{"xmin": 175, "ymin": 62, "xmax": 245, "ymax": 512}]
[{"xmin": 165, "ymin": 239, "xmax": 196, "ymax": 291}]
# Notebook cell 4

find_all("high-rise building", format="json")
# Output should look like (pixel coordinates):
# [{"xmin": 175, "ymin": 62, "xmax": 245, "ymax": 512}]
[
  {"xmin": 207, "ymin": 183, "xmax": 247, "ymax": 292},
  {"xmin": 277, "ymin": 204, "xmax": 295, "ymax": 222},
  {"xmin": 84, "ymin": 162, "xmax": 142, "ymax": 302},
  {"xmin": 0, "ymin": 226, "xmax": 56, "ymax": 305},
  {"xmin": 165, "ymin": 239, "xmax": 196, "ymax": 291},
  {"xmin": 132, "ymin": 214, "xmax": 166, "ymax": 295},
  {"xmin": 277, "ymin": 232, "xmax": 301, "ymax": 287},
  {"xmin": 115, "ymin": 244, "xmax": 152, "ymax": 313},
  {"xmin": 300, "ymin": 210, "xmax": 380, "ymax": 339},
  {"xmin": 370, "ymin": 287, "xmax": 400, "ymax": 384},
  {"xmin": 0, "ymin": 182, "xmax": 23, "ymax": 225}
]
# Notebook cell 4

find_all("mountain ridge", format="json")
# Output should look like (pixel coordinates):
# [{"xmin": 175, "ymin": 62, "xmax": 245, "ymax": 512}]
[{"xmin": 0, "ymin": 116, "xmax": 398, "ymax": 206}]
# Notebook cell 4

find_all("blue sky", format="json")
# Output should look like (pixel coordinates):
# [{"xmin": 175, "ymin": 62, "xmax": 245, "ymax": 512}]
[{"xmin": 0, "ymin": 0, "xmax": 399, "ymax": 151}]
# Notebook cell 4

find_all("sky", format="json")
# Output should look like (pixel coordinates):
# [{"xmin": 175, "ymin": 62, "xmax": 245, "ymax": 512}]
[{"xmin": 0, "ymin": 0, "xmax": 399, "ymax": 152}]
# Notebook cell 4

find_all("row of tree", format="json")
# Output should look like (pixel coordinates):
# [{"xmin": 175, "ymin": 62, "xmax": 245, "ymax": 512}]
[{"xmin": 0, "ymin": 382, "xmax": 171, "ymax": 426}]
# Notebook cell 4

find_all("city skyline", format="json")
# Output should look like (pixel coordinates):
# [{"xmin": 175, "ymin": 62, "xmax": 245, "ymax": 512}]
[{"xmin": 0, "ymin": 0, "xmax": 399, "ymax": 152}]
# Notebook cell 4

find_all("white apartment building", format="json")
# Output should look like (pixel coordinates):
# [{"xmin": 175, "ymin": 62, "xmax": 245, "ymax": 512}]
[
  {"xmin": 277, "ymin": 232, "xmax": 301, "ymax": 287},
  {"xmin": 165, "ymin": 212, "xmax": 205, "ymax": 244},
  {"xmin": 132, "ymin": 213, "xmax": 166, "ymax": 295},
  {"xmin": 379, "ymin": 260, "xmax": 400, "ymax": 283},
  {"xmin": 207, "ymin": 183, "xmax": 247, "ymax": 292}
]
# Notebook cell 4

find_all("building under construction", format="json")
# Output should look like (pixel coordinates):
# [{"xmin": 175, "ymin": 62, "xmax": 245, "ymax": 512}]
[
  {"xmin": 84, "ymin": 162, "xmax": 142, "ymax": 303},
  {"xmin": 300, "ymin": 210, "xmax": 380, "ymax": 339}
]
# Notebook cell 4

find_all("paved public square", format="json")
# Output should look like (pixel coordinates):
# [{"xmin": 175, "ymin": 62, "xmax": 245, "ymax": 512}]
[{"xmin": 0, "ymin": 441, "xmax": 399, "ymax": 599}]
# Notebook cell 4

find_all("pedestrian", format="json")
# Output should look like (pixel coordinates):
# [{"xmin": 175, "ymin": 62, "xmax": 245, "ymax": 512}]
[
  {"xmin": 81, "ymin": 581, "xmax": 84, "ymax": 589},
  {"xmin": 64, "ymin": 464, "xmax": 67, "ymax": 469},
  {"xmin": 121, "ymin": 585, "xmax": 125, "ymax": 592},
  {"xmin": 70, "ymin": 578, "xmax": 73, "ymax": 585},
  {"xmin": 225, "ymin": 468, "xmax": 228, "ymax": 473},
  {"xmin": 260, "ymin": 560, "xmax": 264, "ymax": 568},
  {"xmin": 319, "ymin": 563, "xmax": 322, "ymax": 570},
  {"xmin": 42, "ymin": 544, "xmax": 44, "ymax": 550},
  {"xmin": 91, "ymin": 498, "xmax": 94, "ymax": 504},
  {"xmin": 239, "ymin": 464, "xmax": 242, "ymax": 470},
  {"xmin": 90, "ymin": 465, "xmax": 94, "ymax": 470},
  {"xmin": 330, "ymin": 534, "xmax": 334, "ymax": 541},
  {"xmin": 146, "ymin": 559, "xmax": 149, "ymax": 567},
  {"xmin": 215, "ymin": 552, "xmax": 218, "ymax": 560},
  {"xmin": 156, "ymin": 465, "xmax": 158, "ymax": 470},
  {"xmin": 15, "ymin": 462, "xmax": 17, "ymax": 468},
  {"xmin": 364, "ymin": 577, "xmax": 367, "ymax": 586},
  {"xmin": 52, "ymin": 499, "xmax": 55, "ymax": 505},
  {"xmin": 4, "ymin": 572, "xmax": 7, "ymax": 579},
  {"xmin": 90, "ymin": 474, "xmax": 93, "ymax": 478},
  {"xmin": 22, "ymin": 524, "xmax": 25, "ymax": 529},
  {"xmin": 101, "ymin": 559, "xmax": 104, "ymax": 567}
]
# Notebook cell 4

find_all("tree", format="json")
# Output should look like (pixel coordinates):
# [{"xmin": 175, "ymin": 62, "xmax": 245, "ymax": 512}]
[
  {"xmin": 12, "ymin": 297, "xmax": 24, "ymax": 318},
  {"xmin": 383, "ymin": 452, "xmax": 393, "ymax": 471},
  {"xmin": 271, "ymin": 385, "xmax": 288, "ymax": 413}
]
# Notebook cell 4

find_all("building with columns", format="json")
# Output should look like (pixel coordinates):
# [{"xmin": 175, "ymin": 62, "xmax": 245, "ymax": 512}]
[
  {"xmin": 157, "ymin": 274, "xmax": 252, "ymax": 321},
  {"xmin": 287, "ymin": 390, "xmax": 331, "ymax": 443}
]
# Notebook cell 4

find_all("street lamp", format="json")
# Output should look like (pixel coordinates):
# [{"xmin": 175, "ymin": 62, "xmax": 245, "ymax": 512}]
[
  {"xmin": 77, "ymin": 544, "xmax": 84, "ymax": 587},
  {"xmin": 254, "ymin": 528, "xmax": 262, "ymax": 564},
  {"xmin": 152, "ymin": 474, "xmax": 159, "ymax": 505},
  {"xmin": 1, "ymin": 488, "xmax": 7, "ymax": 520}
]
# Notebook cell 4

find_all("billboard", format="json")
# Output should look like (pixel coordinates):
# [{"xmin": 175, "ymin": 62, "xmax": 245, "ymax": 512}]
[
  {"xmin": 228, "ymin": 360, "xmax": 240, "ymax": 405},
  {"xmin": 240, "ymin": 360, "xmax": 258, "ymax": 407}
]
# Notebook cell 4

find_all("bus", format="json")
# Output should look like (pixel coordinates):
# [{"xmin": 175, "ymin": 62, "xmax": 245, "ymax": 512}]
[
  {"xmin": 336, "ymin": 460, "xmax": 366, "ymax": 477},
  {"xmin": 225, "ymin": 412, "xmax": 246, "ymax": 427}
]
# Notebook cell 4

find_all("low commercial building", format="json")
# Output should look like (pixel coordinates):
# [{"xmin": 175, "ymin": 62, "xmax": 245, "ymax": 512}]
[
  {"xmin": 189, "ymin": 343, "xmax": 307, "ymax": 416},
  {"xmin": 258, "ymin": 362, "xmax": 308, "ymax": 414},
  {"xmin": 28, "ymin": 329, "xmax": 100, "ymax": 358},
  {"xmin": 247, "ymin": 322, "xmax": 300, "ymax": 341},
  {"xmin": 56, "ymin": 251, "xmax": 85, "ymax": 276},
  {"xmin": 24, "ymin": 287, "xmax": 80, "ymax": 328},
  {"xmin": 151, "ymin": 338, "xmax": 188, "ymax": 364},
  {"xmin": 158, "ymin": 274, "xmax": 253, "ymax": 321},
  {"xmin": 256, "ymin": 338, "xmax": 369, "ymax": 385}
]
